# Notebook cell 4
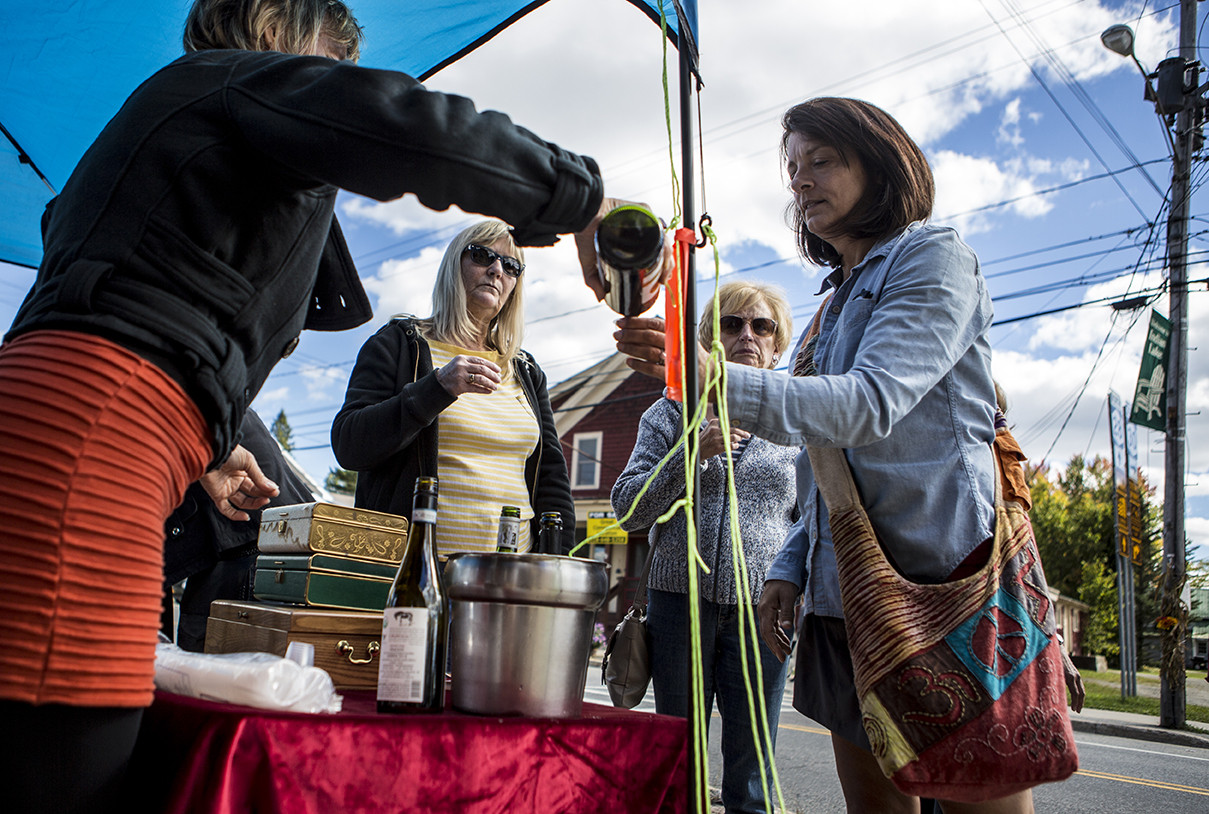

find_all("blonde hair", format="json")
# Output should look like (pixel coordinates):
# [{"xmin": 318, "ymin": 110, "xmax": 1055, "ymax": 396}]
[
  {"xmin": 183, "ymin": 0, "xmax": 363, "ymax": 61},
  {"xmin": 698, "ymin": 280, "xmax": 793, "ymax": 365},
  {"xmin": 419, "ymin": 221, "xmax": 526, "ymax": 378}
]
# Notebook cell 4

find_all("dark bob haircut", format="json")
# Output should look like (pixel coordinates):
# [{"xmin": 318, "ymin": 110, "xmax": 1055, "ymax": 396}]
[{"xmin": 781, "ymin": 97, "xmax": 934, "ymax": 269}]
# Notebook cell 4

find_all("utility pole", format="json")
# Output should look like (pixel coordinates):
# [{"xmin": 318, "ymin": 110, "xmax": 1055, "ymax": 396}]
[
  {"xmin": 1158, "ymin": 0, "xmax": 1197, "ymax": 729},
  {"xmin": 1103, "ymin": 0, "xmax": 1201, "ymax": 729}
]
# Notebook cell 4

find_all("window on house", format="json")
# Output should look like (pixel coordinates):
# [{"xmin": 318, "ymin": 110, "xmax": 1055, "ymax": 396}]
[{"xmin": 570, "ymin": 432, "xmax": 602, "ymax": 490}]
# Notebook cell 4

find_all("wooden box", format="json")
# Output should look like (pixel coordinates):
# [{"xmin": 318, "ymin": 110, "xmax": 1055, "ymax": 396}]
[
  {"xmin": 253, "ymin": 554, "xmax": 396, "ymax": 612},
  {"xmin": 257, "ymin": 502, "xmax": 408, "ymax": 563},
  {"xmin": 205, "ymin": 599, "xmax": 383, "ymax": 691}
]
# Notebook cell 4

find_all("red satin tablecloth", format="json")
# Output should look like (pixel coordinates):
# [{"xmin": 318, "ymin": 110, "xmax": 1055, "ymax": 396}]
[{"xmin": 129, "ymin": 690, "xmax": 687, "ymax": 813}]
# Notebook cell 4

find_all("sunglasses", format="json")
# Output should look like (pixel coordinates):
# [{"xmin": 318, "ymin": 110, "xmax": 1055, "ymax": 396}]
[
  {"xmin": 719, "ymin": 314, "xmax": 777, "ymax": 338},
  {"xmin": 464, "ymin": 244, "xmax": 524, "ymax": 278}
]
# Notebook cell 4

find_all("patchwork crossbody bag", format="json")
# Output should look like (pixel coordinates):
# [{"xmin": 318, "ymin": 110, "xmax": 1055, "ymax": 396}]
[{"xmin": 805, "ymin": 443, "xmax": 1079, "ymax": 802}]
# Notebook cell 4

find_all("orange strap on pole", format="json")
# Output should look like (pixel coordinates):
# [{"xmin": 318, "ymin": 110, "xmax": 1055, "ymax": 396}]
[{"xmin": 664, "ymin": 227, "xmax": 695, "ymax": 402}]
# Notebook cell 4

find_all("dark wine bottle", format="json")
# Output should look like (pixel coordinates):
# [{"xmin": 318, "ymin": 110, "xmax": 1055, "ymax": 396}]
[
  {"xmin": 537, "ymin": 511, "xmax": 563, "ymax": 555},
  {"xmin": 376, "ymin": 476, "xmax": 447, "ymax": 713},
  {"xmin": 595, "ymin": 204, "xmax": 664, "ymax": 316},
  {"xmin": 495, "ymin": 505, "xmax": 521, "ymax": 553}
]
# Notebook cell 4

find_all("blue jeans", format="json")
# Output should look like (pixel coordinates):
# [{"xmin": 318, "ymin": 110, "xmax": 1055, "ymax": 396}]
[{"xmin": 647, "ymin": 588, "xmax": 789, "ymax": 814}]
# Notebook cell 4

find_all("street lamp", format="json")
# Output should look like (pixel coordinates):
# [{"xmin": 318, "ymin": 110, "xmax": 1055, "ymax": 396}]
[
  {"xmin": 1102, "ymin": 22, "xmax": 1202, "ymax": 122},
  {"xmin": 1101, "ymin": 24, "xmax": 1149, "ymax": 78},
  {"xmin": 1101, "ymin": 10, "xmax": 1201, "ymax": 730}
]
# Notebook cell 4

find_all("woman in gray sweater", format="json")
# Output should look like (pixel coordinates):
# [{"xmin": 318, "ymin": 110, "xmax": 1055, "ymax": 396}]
[{"xmin": 611, "ymin": 280, "xmax": 798, "ymax": 814}]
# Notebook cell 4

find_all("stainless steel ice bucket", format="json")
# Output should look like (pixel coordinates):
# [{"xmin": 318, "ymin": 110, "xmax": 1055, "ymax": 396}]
[{"xmin": 444, "ymin": 552, "xmax": 608, "ymax": 717}]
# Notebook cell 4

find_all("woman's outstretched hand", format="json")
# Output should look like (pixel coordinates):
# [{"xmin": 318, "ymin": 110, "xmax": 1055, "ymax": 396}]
[
  {"xmin": 613, "ymin": 316, "xmax": 668, "ymax": 379},
  {"xmin": 574, "ymin": 197, "xmax": 624, "ymax": 302},
  {"xmin": 574, "ymin": 197, "xmax": 675, "ymax": 302},
  {"xmin": 199, "ymin": 444, "xmax": 279, "ymax": 522},
  {"xmin": 615, "ymin": 316, "xmax": 713, "ymax": 398}
]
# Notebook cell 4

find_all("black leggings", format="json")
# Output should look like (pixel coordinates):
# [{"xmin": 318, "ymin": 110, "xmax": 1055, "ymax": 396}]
[{"xmin": 0, "ymin": 700, "xmax": 144, "ymax": 814}]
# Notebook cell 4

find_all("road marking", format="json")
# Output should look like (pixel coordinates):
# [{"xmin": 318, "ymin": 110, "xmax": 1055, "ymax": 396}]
[
  {"xmin": 1075, "ymin": 769, "xmax": 1209, "ymax": 796},
  {"xmin": 777, "ymin": 721, "xmax": 830, "ymax": 736},
  {"xmin": 1076, "ymin": 739, "xmax": 1209, "ymax": 762}
]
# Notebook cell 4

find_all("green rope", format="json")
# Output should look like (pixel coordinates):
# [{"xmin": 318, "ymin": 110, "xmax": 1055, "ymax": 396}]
[
  {"xmin": 699, "ymin": 222, "xmax": 786, "ymax": 813},
  {"xmin": 573, "ymin": 7, "xmax": 786, "ymax": 812}
]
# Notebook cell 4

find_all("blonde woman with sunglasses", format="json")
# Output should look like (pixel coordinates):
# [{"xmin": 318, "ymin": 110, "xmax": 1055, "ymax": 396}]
[
  {"xmin": 611, "ymin": 280, "xmax": 797, "ymax": 814},
  {"xmin": 333, "ymin": 220, "xmax": 574, "ymax": 556}
]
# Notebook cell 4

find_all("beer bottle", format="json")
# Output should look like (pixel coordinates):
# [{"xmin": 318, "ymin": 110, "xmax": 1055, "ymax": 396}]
[
  {"xmin": 537, "ymin": 511, "xmax": 563, "ymax": 555},
  {"xmin": 495, "ymin": 505, "xmax": 522, "ymax": 553},
  {"xmin": 377, "ymin": 476, "xmax": 447, "ymax": 713}
]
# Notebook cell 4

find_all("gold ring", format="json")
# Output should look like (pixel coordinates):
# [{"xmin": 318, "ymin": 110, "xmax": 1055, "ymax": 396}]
[{"xmin": 469, "ymin": 372, "xmax": 476, "ymax": 384}]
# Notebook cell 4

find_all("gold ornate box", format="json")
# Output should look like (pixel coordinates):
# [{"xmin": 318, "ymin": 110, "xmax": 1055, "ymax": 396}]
[{"xmin": 257, "ymin": 502, "xmax": 407, "ymax": 564}]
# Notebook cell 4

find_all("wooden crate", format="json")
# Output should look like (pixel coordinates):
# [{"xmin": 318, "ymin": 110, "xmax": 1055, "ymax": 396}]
[{"xmin": 205, "ymin": 600, "xmax": 382, "ymax": 691}]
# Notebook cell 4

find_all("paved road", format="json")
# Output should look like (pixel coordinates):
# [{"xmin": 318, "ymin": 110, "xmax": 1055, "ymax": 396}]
[{"xmin": 582, "ymin": 678, "xmax": 1209, "ymax": 813}]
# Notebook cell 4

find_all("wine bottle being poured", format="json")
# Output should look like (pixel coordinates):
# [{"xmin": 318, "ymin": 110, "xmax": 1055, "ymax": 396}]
[{"xmin": 595, "ymin": 204, "xmax": 664, "ymax": 317}]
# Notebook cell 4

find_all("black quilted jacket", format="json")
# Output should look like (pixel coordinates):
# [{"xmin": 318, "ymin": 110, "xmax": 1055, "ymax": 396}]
[{"xmin": 7, "ymin": 49, "xmax": 602, "ymax": 465}]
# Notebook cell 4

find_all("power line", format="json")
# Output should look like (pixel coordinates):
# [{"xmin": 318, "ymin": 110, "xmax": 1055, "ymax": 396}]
[
  {"xmin": 977, "ymin": 0, "xmax": 1159, "ymax": 220},
  {"xmin": 1003, "ymin": 0, "xmax": 1169, "ymax": 190},
  {"xmin": 937, "ymin": 159, "xmax": 1168, "ymax": 223}
]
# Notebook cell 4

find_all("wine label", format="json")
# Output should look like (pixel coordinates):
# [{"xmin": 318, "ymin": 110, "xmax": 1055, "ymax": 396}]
[
  {"xmin": 496, "ymin": 519, "xmax": 520, "ymax": 553},
  {"xmin": 376, "ymin": 607, "xmax": 431, "ymax": 703},
  {"xmin": 412, "ymin": 508, "xmax": 437, "ymax": 525}
]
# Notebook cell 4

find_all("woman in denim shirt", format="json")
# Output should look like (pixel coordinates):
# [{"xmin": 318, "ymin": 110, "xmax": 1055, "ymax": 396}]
[{"xmin": 615, "ymin": 98, "xmax": 1032, "ymax": 813}]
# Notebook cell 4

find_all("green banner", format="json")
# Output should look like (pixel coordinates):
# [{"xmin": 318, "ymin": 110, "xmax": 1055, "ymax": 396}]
[{"xmin": 1129, "ymin": 309, "xmax": 1170, "ymax": 431}]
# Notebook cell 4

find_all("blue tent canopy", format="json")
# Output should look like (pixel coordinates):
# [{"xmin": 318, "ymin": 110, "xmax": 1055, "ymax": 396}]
[{"xmin": 0, "ymin": 0, "xmax": 698, "ymax": 269}]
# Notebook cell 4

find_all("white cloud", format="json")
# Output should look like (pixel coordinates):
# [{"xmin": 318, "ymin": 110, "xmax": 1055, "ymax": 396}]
[
  {"xmin": 999, "ymin": 98, "xmax": 1025, "ymax": 147},
  {"xmin": 256, "ymin": 386, "xmax": 289, "ymax": 404},
  {"xmin": 340, "ymin": 196, "xmax": 470, "ymax": 240},
  {"xmin": 300, "ymin": 363, "xmax": 347, "ymax": 402},
  {"xmin": 933, "ymin": 150, "xmax": 1054, "ymax": 233},
  {"xmin": 362, "ymin": 245, "xmax": 445, "ymax": 319},
  {"xmin": 1184, "ymin": 516, "xmax": 1209, "ymax": 561}
]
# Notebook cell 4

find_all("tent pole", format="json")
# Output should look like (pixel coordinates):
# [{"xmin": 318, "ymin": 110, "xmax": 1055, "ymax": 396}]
[{"xmin": 677, "ymin": 29, "xmax": 703, "ymax": 811}]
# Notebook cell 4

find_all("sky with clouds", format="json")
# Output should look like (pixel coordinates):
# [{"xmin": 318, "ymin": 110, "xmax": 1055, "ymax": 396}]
[{"xmin": 1, "ymin": 0, "xmax": 1205, "ymax": 561}]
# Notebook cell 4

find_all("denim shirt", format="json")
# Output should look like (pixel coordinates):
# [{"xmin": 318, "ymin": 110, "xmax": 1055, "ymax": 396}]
[{"xmin": 726, "ymin": 222, "xmax": 997, "ymax": 618}]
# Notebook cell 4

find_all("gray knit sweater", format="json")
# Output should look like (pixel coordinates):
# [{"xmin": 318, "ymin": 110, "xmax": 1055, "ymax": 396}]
[{"xmin": 611, "ymin": 397, "xmax": 799, "ymax": 604}]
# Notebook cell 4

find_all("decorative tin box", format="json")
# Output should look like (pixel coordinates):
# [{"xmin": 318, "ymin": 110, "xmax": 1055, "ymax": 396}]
[{"xmin": 257, "ymin": 502, "xmax": 407, "ymax": 563}]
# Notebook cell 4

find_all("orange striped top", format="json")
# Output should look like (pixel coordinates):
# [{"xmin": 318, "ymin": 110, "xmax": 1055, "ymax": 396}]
[{"xmin": 0, "ymin": 330, "xmax": 210, "ymax": 707}]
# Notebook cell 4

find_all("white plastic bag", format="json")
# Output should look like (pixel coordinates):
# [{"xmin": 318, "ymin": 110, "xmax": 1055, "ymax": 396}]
[{"xmin": 154, "ymin": 639, "xmax": 343, "ymax": 714}]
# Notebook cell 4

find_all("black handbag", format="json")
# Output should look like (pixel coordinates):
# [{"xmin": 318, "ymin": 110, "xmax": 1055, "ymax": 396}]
[{"xmin": 600, "ymin": 544, "xmax": 657, "ymax": 709}]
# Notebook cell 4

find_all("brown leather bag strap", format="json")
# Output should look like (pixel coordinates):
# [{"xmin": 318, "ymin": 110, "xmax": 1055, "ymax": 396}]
[
  {"xmin": 804, "ymin": 445, "xmax": 862, "ymax": 514},
  {"xmin": 792, "ymin": 292, "xmax": 834, "ymax": 378}
]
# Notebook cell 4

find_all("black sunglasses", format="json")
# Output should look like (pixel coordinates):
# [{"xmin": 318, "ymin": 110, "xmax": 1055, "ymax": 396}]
[
  {"xmin": 464, "ymin": 244, "xmax": 524, "ymax": 278},
  {"xmin": 719, "ymin": 314, "xmax": 777, "ymax": 338}
]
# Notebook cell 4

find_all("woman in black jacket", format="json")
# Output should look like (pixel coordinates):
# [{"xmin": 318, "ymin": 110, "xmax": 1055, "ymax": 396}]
[
  {"xmin": 332, "ymin": 220, "xmax": 575, "ymax": 554},
  {"xmin": 0, "ymin": 2, "xmax": 610, "ymax": 811}
]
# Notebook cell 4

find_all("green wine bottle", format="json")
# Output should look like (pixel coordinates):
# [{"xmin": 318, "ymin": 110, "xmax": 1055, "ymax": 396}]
[
  {"xmin": 595, "ymin": 204, "xmax": 664, "ymax": 316},
  {"xmin": 376, "ymin": 476, "xmax": 447, "ymax": 713}
]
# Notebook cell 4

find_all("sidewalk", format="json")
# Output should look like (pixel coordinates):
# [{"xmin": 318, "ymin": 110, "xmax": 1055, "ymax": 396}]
[{"xmin": 1067, "ymin": 706, "xmax": 1209, "ymax": 750}]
